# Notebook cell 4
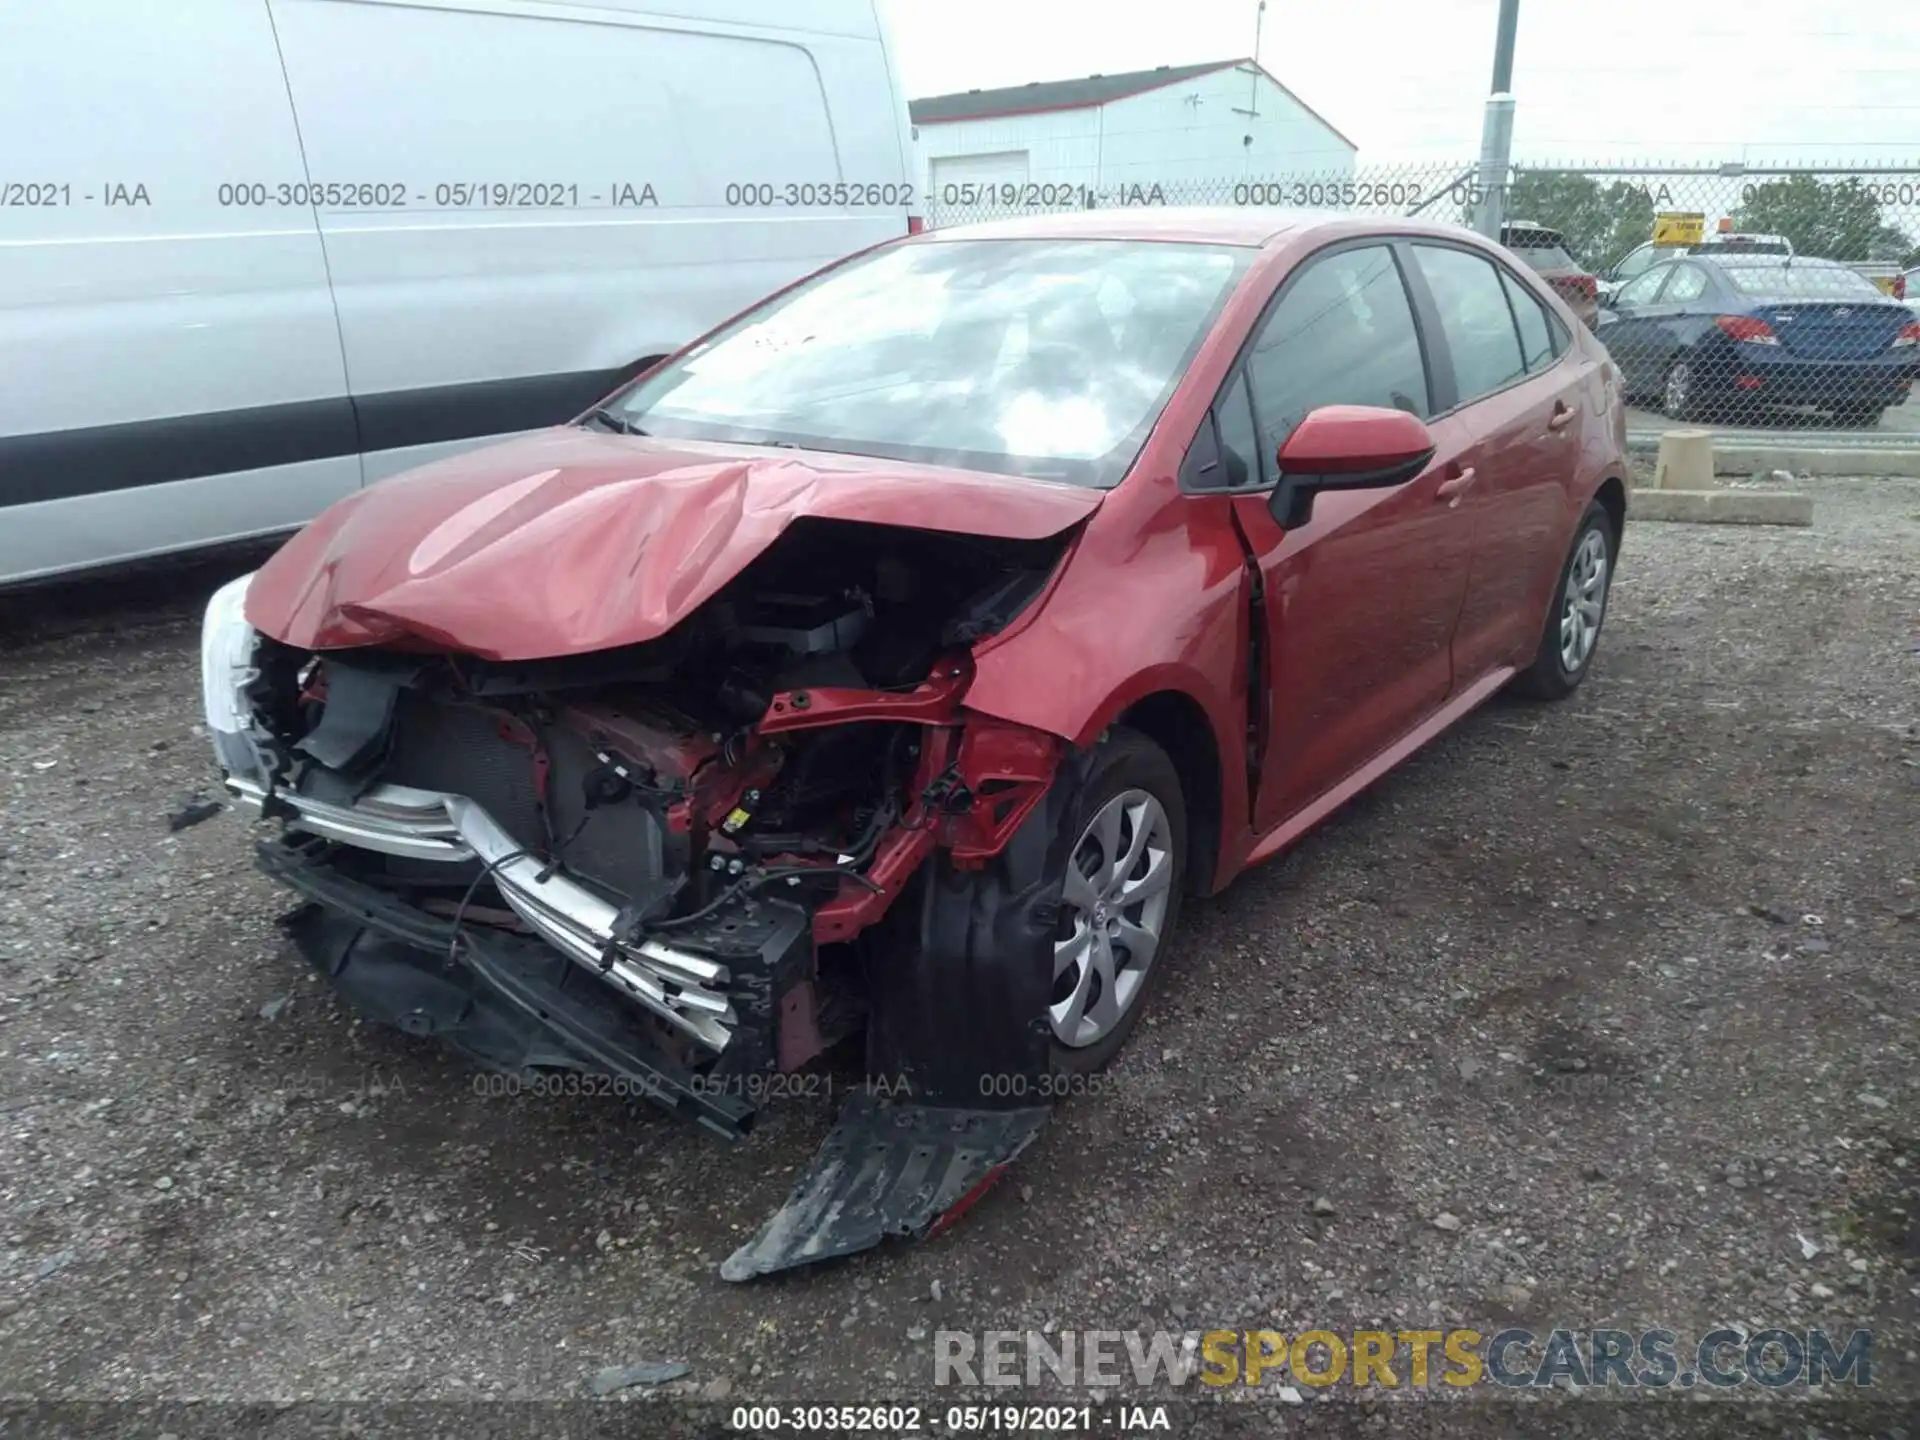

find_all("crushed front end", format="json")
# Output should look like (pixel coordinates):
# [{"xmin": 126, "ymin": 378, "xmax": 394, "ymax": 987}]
[{"xmin": 201, "ymin": 517, "xmax": 1076, "ymax": 1269}]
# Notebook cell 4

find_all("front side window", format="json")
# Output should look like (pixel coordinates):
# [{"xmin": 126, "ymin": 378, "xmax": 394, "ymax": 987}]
[
  {"xmin": 1614, "ymin": 264, "xmax": 1674, "ymax": 308},
  {"xmin": 1662, "ymin": 265, "xmax": 1709, "ymax": 303},
  {"xmin": 1413, "ymin": 245, "xmax": 1528, "ymax": 403},
  {"xmin": 1214, "ymin": 372, "xmax": 1260, "ymax": 488},
  {"xmin": 1243, "ymin": 244, "xmax": 1431, "ymax": 458},
  {"xmin": 605, "ymin": 238, "xmax": 1254, "ymax": 489}
]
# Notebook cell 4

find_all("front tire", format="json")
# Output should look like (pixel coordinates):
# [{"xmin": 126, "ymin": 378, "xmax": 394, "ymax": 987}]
[
  {"xmin": 1512, "ymin": 500, "xmax": 1617, "ymax": 701},
  {"xmin": 1048, "ymin": 729, "xmax": 1187, "ymax": 1075}
]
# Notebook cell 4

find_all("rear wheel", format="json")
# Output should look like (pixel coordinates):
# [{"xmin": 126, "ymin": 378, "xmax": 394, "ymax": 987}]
[
  {"xmin": 1049, "ymin": 729, "xmax": 1186, "ymax": 1075},
  {"xmin": 1662, "ymin": 359, "xmax": 1701, "ymax": 421},
  {"xmin": 1512, "ymin": 501, "xmax": 1617, "ymax": 701}
]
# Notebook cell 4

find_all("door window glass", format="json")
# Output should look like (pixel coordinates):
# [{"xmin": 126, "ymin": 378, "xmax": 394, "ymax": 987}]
[
  {"xmin": 1413, "ymin": 245, "xmax": 1528, "ymax": 403},
  {"xmin": 1243, "ymin": 244, "xmax": 1431, "ymax": 457}
]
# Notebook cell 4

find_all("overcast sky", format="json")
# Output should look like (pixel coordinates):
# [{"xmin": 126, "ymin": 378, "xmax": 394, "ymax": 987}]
[{"xmin": 880, "ymin": 0, "xmax": 1920, "ymax": 166}]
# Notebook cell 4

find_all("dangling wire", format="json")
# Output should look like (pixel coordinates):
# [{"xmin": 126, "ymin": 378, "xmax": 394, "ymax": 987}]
[{"xmin": 445, "ymin": 846, "xmax": 533, "ymax": 968}]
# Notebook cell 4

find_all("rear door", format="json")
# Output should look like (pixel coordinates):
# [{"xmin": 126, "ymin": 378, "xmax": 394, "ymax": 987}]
[
  {"xmin": 1404, "ymin": 242, "xmax": 1596, "ymax": 682},
  {"xmin": 1198, "ymin": 241, "xmax": 1477, "ymax": 833}
]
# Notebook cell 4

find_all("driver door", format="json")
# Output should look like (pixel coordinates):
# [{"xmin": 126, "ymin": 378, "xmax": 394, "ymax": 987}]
[
  {"xmin": 1598, "ymin": 262, "xmax": 1679, "ymax": 396},
  {"xmin": 1191, "ymin": 241, "xmax": 1478, "ymax": 833}
]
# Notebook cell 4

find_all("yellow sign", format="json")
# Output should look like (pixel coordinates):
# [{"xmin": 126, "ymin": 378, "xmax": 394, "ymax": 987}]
[{"xmin": 1652, "ymin": 211, "xmax": 1706, "ymax": 245}]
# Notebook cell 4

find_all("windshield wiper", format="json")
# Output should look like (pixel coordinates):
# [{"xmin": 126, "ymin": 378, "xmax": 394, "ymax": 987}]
[{"xmin": 581, "ymin": 406, "xmax": 648, "ymax": 436}]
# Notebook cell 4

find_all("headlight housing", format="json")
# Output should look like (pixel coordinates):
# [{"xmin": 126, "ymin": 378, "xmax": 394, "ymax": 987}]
[{"xmin": 200, "ymin": 572, "xmax": 267, "ymax": 783}]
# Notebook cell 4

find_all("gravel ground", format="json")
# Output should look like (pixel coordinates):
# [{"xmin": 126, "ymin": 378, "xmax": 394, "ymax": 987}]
[{"xmin": 1, "ymin": 479, "xmax": 1917, "ymax": 1431}]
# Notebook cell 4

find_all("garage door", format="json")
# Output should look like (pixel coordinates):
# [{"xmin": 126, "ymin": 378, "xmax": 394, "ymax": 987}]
[{"xmin": 930, "ymin": 151, "xmax": 1031, "ymax": 227}]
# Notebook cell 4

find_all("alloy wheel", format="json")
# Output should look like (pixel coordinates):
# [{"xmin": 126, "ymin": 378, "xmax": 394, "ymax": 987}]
[
  {"xmin": 1664, "ymin": 362, "xmax": 1691, "ymax": 417},
  {"xmin": 1559, "ymin": 526, "xmax": 1610, "ymax": 673},
  {"xmin": 1050, "ymin": 789, "xmax": 1175, "ymax": 1048}
]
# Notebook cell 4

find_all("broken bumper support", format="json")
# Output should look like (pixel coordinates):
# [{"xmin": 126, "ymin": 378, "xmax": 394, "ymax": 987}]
[
  {"xmin": 256, "ymin": 836, "xmax": 761, "ymax": 1139},
  {"xmin": 228, "ymin": 777, "xmax": 736, "ymax": 1052}
]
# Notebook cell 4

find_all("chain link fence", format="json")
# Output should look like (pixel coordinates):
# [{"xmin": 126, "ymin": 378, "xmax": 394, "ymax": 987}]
[{"xmin": 926, "ymin": 162, "xmax": 1920, "ymax": 438}]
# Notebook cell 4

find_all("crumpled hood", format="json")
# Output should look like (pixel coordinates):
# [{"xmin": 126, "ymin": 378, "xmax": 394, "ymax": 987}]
[{"xmin": 244, "ymin": 428, "xmax": 1103, "ymax": 660}]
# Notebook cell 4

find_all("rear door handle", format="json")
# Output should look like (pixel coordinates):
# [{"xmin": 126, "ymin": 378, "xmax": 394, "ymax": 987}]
[
  {"xmin": 1548, "ymin": 401, "xmax": 1576, "ymax": 431},
  {"xmin": 1435, "ymin": 466, "xmax": 1477, "ymax": 504}
]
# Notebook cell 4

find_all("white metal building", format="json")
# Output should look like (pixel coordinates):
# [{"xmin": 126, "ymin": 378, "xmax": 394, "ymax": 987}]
[{"xmin": 910, "ymin": 59, "xmax": 1356, "ymax": 223}]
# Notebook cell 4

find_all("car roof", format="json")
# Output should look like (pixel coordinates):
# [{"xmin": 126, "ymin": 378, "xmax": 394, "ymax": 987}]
[
  {"xmin": 1708, "ymin": 254, "xmax": 1847, "ymax": 270},
  {"xmin": 906, "ymin": 205, "xmax": 1487, "ymax": 250}
]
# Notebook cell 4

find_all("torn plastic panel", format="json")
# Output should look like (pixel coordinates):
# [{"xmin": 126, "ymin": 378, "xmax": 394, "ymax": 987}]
[
  {"xmin": 713, "ymin": 745, "xmax": 1094, "ymax": 1279},
  {"xmin": 720, "ymin": 1091, "xmax": 1049, "ymax": 1281}
]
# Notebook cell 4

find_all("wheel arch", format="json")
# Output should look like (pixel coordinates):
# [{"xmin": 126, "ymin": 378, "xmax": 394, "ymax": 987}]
[
  {"xmin": 1594, "ymin": 473, "xmax": 1628, "ymax": 552},
  {"xmin": 1114, "ymin": 689, "xmax": 1227, "ymax": 897}
]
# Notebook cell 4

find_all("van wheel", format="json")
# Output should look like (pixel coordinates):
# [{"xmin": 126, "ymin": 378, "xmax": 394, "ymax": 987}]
[{"xmin": 1048, "ymin": 729, "xmax": 1187, "ymax": 1075}]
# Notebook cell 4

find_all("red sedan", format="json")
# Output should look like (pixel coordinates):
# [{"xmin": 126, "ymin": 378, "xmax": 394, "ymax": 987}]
[{"xmin": 200, "ymin": 208, "xmax": 1629, "ymax": 1277}]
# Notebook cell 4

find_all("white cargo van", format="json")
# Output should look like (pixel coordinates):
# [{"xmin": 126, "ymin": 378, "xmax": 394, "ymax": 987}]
[{"xmin": 0, "ymin": 0, "xmax": 915, "ymax": 585}]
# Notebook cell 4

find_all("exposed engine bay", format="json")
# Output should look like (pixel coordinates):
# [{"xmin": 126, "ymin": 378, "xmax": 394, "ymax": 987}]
[{"xmin": 212, "ymin": 518, "xmax": 1079, "ymax": 1273}]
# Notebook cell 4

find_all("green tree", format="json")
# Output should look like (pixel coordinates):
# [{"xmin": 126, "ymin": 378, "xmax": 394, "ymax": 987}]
[
  {"xmin": 1505, "ymin": 171, "xmax": 1657, "ymax": 270},
  {"xmin": 1730, "ymin": 175, "xmax": 1908, "ymax": 261}
]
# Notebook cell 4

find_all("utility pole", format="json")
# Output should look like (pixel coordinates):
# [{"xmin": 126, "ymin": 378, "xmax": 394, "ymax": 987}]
[
  {"xmin": 1251, "ymin": 0, "xmax": 1266, "ymax": 115},
  {"xmin": 1240, "ymin": 1, "xmax": 1267, "ymax": 177},
  {"xmin": 1472, "ymin": 0, "xmax": 1519, "ymax": 238}
]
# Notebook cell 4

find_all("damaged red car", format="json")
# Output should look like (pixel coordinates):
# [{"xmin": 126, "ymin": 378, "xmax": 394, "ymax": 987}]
[{"xmin": 200, "ymin": 209, "xmax": 1629, "ymax": 1279}]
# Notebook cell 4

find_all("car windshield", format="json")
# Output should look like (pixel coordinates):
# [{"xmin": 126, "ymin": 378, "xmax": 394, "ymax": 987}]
[
  {"xmin": 604, "ymin": 238, "xmax": 1254, "ymax": 488},
  {"xmin": 1722, "ymin": 264, "xmax": 1885, "ymax": 300}
]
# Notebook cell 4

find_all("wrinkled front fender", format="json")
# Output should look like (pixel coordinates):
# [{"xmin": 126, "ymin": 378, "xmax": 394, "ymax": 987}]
[{"xmin": 961, "ymin": 479, "xmax": 1253, "ymax": 857}]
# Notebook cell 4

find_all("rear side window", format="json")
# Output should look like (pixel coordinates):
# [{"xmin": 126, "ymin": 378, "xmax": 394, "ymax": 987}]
[
  {"xmin": 1243, "ymin": 244, "xmax": 1431, "ymax": 456},
  {"xmin": 1413, "ymin": 245, "xmax": 1527, "ymax": 403},
  {"xmin": 1499, "ymin": 268, "xmax": 1558, "ymax": 372}
]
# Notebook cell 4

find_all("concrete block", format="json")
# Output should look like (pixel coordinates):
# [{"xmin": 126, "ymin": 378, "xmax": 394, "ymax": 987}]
[
  {"xmin": 1709, "ymin": 445, "xmax": 1920, "ymax": 478},
  {"xmin": 1629, "ymin": 489, "xmax": 1813, "ymax": 526},
  {"xmin": 1651, "ymin": 429, "xmax": 1717, "ymax": 490}
]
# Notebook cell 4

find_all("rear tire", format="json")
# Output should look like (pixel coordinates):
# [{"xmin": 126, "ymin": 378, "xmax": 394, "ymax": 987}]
[
  {"xmin": 1512, "ymin": 501, "xmax": 1617, "ymax": 702},
  {"xmin": 1662, "ymin": 359, "xmax": 1701, "ymax": 422},
  {"xmin": 1047, "ymin": 729, "xmax": 1187, "ymax": 1076}
]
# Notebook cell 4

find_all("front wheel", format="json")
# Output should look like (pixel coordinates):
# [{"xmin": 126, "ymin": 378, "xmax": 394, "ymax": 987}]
[
  {"xmin": 1512, "ymin": 501, "xmax": 1617, "ymax": 701},
  {"xmin": 1049, "ymin": 729, "xmax": 1187, "ymax": 1075}
]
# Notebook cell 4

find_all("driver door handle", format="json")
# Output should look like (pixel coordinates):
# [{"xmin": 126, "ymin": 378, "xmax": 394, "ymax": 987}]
[
  {"xmin": 1548, "ymin": 401, "xmax": 1577, "ymax": 431},
  {"xmin": 1435, "ymin": 466, "xmax": 1477, "ymax": 505}
]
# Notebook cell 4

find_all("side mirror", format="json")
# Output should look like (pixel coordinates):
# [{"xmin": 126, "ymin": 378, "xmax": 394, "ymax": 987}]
[{"xmin": 1268, "ymin": 405, "xmax": 1436, "ymax": 528}]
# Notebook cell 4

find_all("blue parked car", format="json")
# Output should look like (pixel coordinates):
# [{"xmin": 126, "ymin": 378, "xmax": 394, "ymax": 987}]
[{"xmin": 1597, "ymin": 255, "xmax": 1920, "ymax": 426}]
